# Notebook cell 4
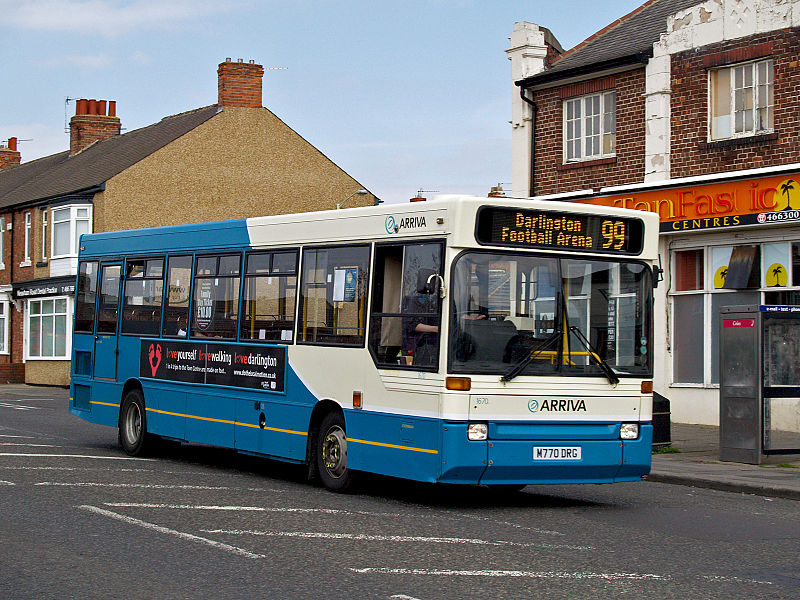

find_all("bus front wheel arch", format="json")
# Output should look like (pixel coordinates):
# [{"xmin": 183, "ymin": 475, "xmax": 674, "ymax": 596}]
[{"xmin": 118, "ymin": 387, "xmax": 149, "ymax": 456}]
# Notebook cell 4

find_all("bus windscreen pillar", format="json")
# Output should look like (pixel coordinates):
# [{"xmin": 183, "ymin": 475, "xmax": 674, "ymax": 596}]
[{"xmin": 719, "ymin": 305, "xmax": 800, "ymax": 464}]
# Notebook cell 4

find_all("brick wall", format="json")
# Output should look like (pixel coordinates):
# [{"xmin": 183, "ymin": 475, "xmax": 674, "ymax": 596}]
[
  {"xmin": 531, "ymin": 67, "xmax": 646, "ymax": 196},
  {"xmin": 671, "ymin": 28, "xmax": 800, "ymax": 178}
]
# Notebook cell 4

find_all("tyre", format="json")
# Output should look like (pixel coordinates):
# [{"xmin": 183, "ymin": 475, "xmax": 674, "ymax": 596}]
[
  {"xmin": 316, "ymin": 411, "xmax": 354, "ymax": 492},
  {"xmin": 118, "ymin": 388, "xmax": 148, "ymax": 456}
]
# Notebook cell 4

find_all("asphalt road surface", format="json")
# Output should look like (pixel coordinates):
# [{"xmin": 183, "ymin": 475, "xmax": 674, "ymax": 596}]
[{"xmin": 1, "ymin": 385, "xmax": 798, "ymax": 599}]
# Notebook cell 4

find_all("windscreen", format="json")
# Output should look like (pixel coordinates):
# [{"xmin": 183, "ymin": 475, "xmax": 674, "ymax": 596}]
[{"xmin": 448, "ymin": 251, "xmax": 652, "ymax": 378}]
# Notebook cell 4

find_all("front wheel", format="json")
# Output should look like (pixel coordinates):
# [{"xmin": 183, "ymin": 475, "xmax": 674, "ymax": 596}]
[
  {"xmin": 119, "ymin": 389, "xmax": 148, "ymax": 456},
  {"xmin": 316, "ymin": 411, "xmax": 355, "ymax": 492}
]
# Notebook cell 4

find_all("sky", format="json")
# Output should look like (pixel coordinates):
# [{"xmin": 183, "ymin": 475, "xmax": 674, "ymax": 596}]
[{"xmin": 1, "ymin": 0, "xmax": 645, "ymax": 205}]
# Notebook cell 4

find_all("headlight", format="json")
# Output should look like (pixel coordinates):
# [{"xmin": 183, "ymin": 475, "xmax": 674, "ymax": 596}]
[
  {"xmin": 467, "ymin": 423, "xmax": 488, "ymax": 441},
  {"xmin": 620, "ymin": 423, "xmax": 639, "ymax": 440}
]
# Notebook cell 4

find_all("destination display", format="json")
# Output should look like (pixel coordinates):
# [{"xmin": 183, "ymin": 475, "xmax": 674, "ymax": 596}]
[
  {"xmin": 140, "ymin": 340, "xmax": 285, "ymax": 392},
  {"xmin": 476, "ymin": 207, "xmax": 644, "ymax": 255}
]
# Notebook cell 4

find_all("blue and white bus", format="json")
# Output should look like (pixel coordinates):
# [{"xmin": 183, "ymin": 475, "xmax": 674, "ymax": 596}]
[{"xmin": 70, "ymin": 196, "xmax": 660, "ymax": 492}]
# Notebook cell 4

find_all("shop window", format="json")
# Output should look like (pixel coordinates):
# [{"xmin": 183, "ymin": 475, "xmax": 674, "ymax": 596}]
[
  {"xmin": 28, "ymin": 298, "xmax": 69, "ymax": 359},
  {"xmin": 241, "ymin": 250, "xmax": 298, "ymax": 342},
  {"xmin": 674, "ymin": 249, "xmax": 703, "ymax": 291},
  {"xmin": 299, "ymin": 245, "xmax": 369, "ymax": 346},
  {"xmin": 369, "ymin": 242, "xmax": 443, "ymax": 368},
  {"xmin": 710, "ymin": 59, "xmax": 773, "ymax": 140},
  {"xmin": 191, "ymin": 253, "xmax": 241, "ymax": 340},
  {"xmin": 564, "ymin": 91, "xmax": 616, "ymax": 162},
  {"xmin": 121, "ymin": 258, "xmax": 164, "ymax": 336},
  {"xmin": 163, "ymin": 255, "xmax": 192, "ymax": 337}
]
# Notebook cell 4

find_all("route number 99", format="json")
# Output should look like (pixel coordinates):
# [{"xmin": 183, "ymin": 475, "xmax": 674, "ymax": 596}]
[{"xmin": 601, "ymin": 220, "xmax": 626, "ymax": 250}]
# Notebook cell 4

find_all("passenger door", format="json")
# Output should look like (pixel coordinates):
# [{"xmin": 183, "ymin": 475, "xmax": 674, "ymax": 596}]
[{"xmin": 93, "ymin": 263, "xmax": 122, "ymax": 380}]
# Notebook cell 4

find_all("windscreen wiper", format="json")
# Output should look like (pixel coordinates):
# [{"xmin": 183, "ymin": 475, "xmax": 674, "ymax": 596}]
[
  {"xmin": 500, "ymin": 330, "xmax": 562, "ymax": 383},
  {"xmin": 568, "ymin": 326, "xmax": 619, "ymax": 386}
]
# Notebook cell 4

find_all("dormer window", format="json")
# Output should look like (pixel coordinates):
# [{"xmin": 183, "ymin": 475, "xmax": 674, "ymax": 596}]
[{"xmin": 710, "ymin": 59, "xmax": 773, "ymax": 140}]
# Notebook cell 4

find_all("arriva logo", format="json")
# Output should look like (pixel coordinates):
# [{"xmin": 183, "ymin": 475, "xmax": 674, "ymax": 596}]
[
  {"xmin": 529, "ymin": 399, "xmax": 586, "ymax": 412},
  {"xmin": 385, "ymin": 214, "xmax": 426, "ymax": 234}
]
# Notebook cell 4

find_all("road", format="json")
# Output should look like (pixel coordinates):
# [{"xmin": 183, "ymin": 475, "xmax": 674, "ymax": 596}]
[{"xmin": 1, "ymin": 385, "xmax": 798, "ymax": 599}]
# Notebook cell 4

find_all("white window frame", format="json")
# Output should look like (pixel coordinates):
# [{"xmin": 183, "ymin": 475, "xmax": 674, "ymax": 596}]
[
  {"xmin": 24, "ymin": 296, "xmax": 72, "ymax": 361},
  {"xmin": 51, "ymin": 204, "xmax": 92, "ymax": 259},
  {"xmin": 41, "ymin": 208, "xmax": 48, "ymax": 262},
  {"xmin": 0, "ymin": 300, "xmax": 9, "ymax": 354},
  {"xmin": 0, "ymin": 216, "xmax": 5, "ymax": 270},
  {"xmin": 563, "ymin": 90, "xmax": 616, "ymax": 163},
  {"xmin": 21, "ymin": 212, "xmax": 32, "ymax": 267},
  {"xmin": 709, "ymin": 58, "xmax": 774, "ymax": 141}
]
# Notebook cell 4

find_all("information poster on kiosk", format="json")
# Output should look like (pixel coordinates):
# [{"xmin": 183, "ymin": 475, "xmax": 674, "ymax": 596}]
[{"xmin": 140, "ymin": 340, "xmax": 286, "ymax": 392}]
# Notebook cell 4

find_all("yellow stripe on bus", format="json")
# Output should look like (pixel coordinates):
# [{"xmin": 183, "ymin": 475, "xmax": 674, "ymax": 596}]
[
  {"xmin": 90, "ymin": 401, "xmax": 433, "ymax": 453},
  {"xmin": 348, "ymin": 438, "xmax": 438, "ymax": 455}
]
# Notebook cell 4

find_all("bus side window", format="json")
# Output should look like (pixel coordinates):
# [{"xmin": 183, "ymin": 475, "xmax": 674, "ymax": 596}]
[
  {"xmin": 75, "ymin": 260, "xmax": 99, "ymax": 333},
  {"xmin": 369, "ymin": 241, "xmax": 443, "ymax": 369},
  {"xmin": 191, "ymin": 253, "xmax": 241, "ymax": 340},
  {"xmin": 299, "ymin": 245, "xmax": 370, "ymax": 346},
  {"xmin": 121, "ymin": 258, "xmax": 164, "ymax": 336},
  {"xmin": 241, "ymin": 249, "xmax": 298, "ymax": 342},
  {"xmin": 164, "ymin": 255, "xmax": 192, "ymax": 337}
]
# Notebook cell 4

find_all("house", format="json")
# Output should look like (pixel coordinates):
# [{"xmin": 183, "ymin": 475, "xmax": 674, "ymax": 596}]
[
  {"xmin": 507, "ymin": 0, "xmax": 800, "ymax": 426},
  {"xmin": 0, "ymin": 59, "xmax": 377, "ymax": 386}
]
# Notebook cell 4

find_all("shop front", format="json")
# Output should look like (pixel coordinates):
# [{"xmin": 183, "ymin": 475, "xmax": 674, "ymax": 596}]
[
  {"xmin": 576, "ymin": 167, "xmax": 800, "ymax": 427},
  {"xmin": 13, "ymin": 276, "xmax": 75, "ymax": 386}
]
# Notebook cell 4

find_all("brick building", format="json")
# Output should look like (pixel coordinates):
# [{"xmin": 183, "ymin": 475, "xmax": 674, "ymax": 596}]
[
  {"xmin": 507, "ymin": 0, "xmax": 800, "ymax": 427},
  {"xmin": 0, "ymin": 59, "xmax": 376, "ymax": 386}
]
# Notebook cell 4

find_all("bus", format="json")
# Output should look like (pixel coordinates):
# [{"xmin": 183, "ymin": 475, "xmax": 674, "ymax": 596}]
[{"xmin": 70, "ymin": 195, "xmax": 660, "ymax": 492}]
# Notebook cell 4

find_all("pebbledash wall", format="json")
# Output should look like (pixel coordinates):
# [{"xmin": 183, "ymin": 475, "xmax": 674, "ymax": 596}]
[
  {"xmin": 0, "ymin": 59, "xmax": 376, "ymax": 386},
  {"xmin": 509, "ymin": 0, "xmax": 800, "ymax": 426}
]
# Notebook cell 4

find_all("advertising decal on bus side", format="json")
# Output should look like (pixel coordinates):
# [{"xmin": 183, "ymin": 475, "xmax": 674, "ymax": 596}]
[{"xmin": 139, "ymin": 340, "xmax": 286, "ymax": 392}]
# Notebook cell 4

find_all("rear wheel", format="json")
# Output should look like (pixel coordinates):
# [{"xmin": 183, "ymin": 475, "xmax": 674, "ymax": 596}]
[
  {"xmin": 119, "ymin": 389, "xmax": 148, "ymax": 456},
  {"xmin": 316, "ymin": 411, "xmax": 354, "ymax": 492}
]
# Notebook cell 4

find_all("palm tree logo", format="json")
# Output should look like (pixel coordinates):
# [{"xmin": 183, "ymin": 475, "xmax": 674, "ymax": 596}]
[
  {"xmin": 767, "ymin": 263, "xmax": 787, "ymax": 287},
  {"xmin": 714, "ymin": 266, "xmax": 728, "ymax": 289},
  {"xmin": 779, "ymin": 179, "xmax": 797, "ymax": 211}
]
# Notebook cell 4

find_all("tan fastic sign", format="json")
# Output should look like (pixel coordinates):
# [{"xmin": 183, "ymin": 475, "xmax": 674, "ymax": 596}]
[{"xmin": 576, "ymin": 173, "xmax": 800, "ymax": 232}]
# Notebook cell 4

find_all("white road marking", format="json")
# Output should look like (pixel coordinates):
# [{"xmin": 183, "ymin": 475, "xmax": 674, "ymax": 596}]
[
  {"xmin": 79, "ymin": 505, "xmax": 265, "ymax": 559},
  {"xmin": 201, "ymin": 529, "xmax": 590, "ymax": 550},
  {"xmin": 351, "ymin": 567, "xmax": 667, "ymax": 581},
  {"xmin": 0, "ymin": 402, "xmax": 39, "ymax": 410},
  {"xmin": 0, "ymin": 480, "xmax": 15, "ymax": 486},
  {"xmin": 36, "ymin": 482, "xmax": 268, "ymax": 491},
  {"xmin": 103, "ymin": 503, "xmax": 399, "ymax": 516},
  {"xmin": 390, "ymin": 596, "xmax": 423, "ymax": 600},
  {"xmin": 0, "ymin": 466, "xmax": 154, "ymax": 472},
  {"xmin": 0, "ymin": 435, "xmax": 37, "ymax": 439},
  {"xmin": 0, "ymin": 453, "xmax": 156, "ymax": 461},
  {"xmin": 0, "ymin": 443, "xmax": 65, "ymax": 448}
]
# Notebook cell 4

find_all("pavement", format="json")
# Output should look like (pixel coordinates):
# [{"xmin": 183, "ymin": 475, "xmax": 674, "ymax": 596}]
[{"xmin": 648, "ymin": 423, "xmax": 800, "ymax": 500}]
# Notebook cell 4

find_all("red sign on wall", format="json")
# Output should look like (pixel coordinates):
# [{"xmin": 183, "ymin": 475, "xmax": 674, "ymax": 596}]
[{"xmin": 723, "ymin": 319, "xmax": 756, "ymax": 328}]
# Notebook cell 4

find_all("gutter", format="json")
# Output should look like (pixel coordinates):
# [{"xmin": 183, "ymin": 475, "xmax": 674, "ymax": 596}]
[{"xmin": 514, "ymin": 51, "xmax": 652, "ymax": 89}]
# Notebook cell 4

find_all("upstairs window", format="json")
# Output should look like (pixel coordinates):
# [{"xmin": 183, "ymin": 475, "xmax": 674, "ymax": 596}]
[
  {"xmin": 710, "ymin": 59, "xmax": 773, "ymax": 140},
  {"xmin": 564, "ymin": 91, "xmax": 616, "ymax": 162},
  {"xmin": 52, "ymin": 205, "xmax": 92, "ymax": 258}
]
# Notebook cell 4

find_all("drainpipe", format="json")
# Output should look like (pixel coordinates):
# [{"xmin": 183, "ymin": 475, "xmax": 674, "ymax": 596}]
[{"xmin": 519, "ymin": 85, "xmax": 538, "ymax": 197}]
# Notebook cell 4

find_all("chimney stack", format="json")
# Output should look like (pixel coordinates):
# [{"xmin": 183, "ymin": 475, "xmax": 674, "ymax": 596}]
[
  {"xmin": 218, "ymin": 58, "xmax": 264, "ymax": 108},
  {"xmin": 0, "ymin": 137, "xmax": 21, "ymax": 171},
  {"xmin": 70, "ymin": 99, "xmax": 121, "ymax": 155}
]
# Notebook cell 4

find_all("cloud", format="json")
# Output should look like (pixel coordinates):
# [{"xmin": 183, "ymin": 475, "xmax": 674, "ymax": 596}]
[
  {"xmin": 41, "ymin": 53, "xmax": 114, "ymax": 69},
  {"xmin": 0, "ymin": 0, "xmax": 238, "ymax": 36}
]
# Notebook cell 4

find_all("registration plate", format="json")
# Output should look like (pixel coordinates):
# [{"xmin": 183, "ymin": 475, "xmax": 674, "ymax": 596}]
[{"xmin": 533, "ymin": 446, "xmax": 582, "ymax": 461}]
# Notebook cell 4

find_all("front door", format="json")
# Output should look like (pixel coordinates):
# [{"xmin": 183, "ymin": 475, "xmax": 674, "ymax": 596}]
[{"xmin": 93, "ymin": 263, "xmax": 122, "ymax": 380}]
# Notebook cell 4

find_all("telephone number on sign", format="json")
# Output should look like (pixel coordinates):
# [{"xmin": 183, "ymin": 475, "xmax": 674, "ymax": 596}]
[
  {"xmin": 759, "ymin": 211, "xmax": 800, "ymax": 223},
  {"xmin": 533, "ymin": 446, "xmax": 582, "ymax": 460}
]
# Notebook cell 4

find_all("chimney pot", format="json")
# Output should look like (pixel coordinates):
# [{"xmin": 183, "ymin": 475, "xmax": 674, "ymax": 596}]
[
  {"xmin": 76, "ymin": 98, "xmax": 87, "ymax": 115},
  {"xmin": 88, "ymin": 99, "xmax": 98, "ymax": 115},
  {"xmin": 108, "ymin": 100, "xmax": 116, "ymax": 117},
  {"xmin": 8, "ymin": 137, "xmax": 17, "ymax": 151},
  {"xmin": 238, "ymin": 58, "xmax": 243, "ymax": 62},
  {"xmin": 410, "ymin": 196, "xmax": 426, "ymax": 202},
  {"xmin": 98, "ymin": 100, "xmax": 107, "ymax": 116}
]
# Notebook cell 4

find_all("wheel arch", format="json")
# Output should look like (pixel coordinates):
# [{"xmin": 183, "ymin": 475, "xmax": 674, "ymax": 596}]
[
  {"xmin": 305, "ymin": 399, "xmax": 344, "ymax": 466},
  {"xmin": 118, "ymin": 379, "xmax": 144, "ymax": 426}
]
